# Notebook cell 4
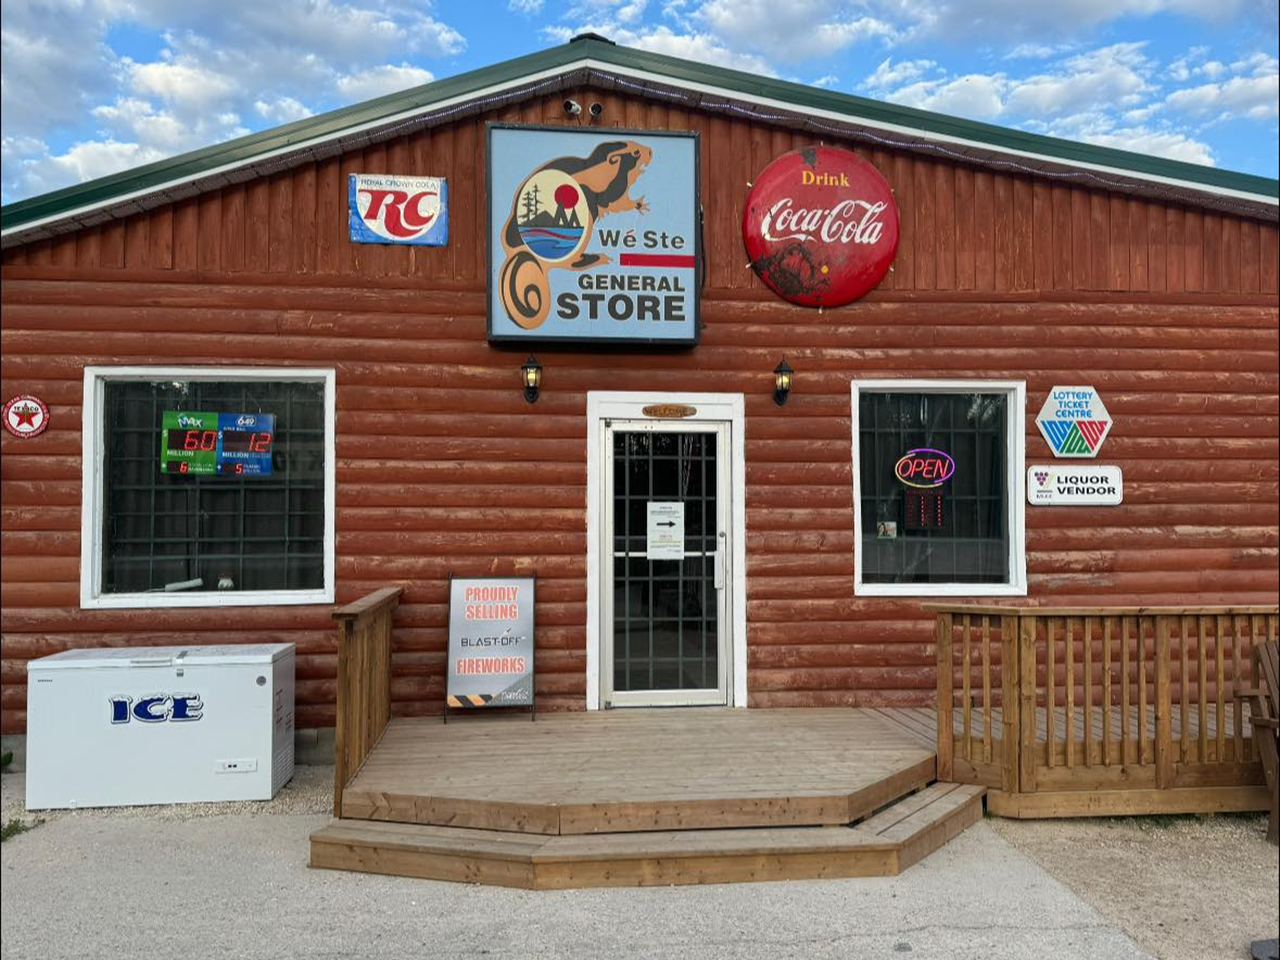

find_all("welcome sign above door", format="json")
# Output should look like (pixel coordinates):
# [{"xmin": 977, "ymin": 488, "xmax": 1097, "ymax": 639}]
[{"xmin": 487, "ymin": 125, "xmax": 700, "ymax": 345}]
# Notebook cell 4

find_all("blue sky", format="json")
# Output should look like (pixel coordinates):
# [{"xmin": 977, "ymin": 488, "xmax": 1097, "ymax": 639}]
[{"xmin": 2, "ymin": 0, "xmax": 1277, "ymax": 205}]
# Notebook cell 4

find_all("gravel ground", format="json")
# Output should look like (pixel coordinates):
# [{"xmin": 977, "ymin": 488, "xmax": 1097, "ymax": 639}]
[
  {"xmin": 0, "ymin": 764, "xmax": 333, "ymax": 827},
  {"xmin": 3, "ymin": 768, "xmax": 1269, "ymax": 959},
  {"xmin": 990, "ymin": 814, "xmax": 1279, "ymax": 960},
  {"xmin": 0, "ymin": 807, "xmax": 1148, "ymax": 960}
]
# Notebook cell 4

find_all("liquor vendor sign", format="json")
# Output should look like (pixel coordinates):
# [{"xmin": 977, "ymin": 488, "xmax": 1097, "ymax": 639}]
[
  {"xmin": 447, "ymin": 576, "xmax": 535, "ymax": 709},
  {"xmin": 487, "ymin": 125, "xmax": 699, "ymax": 345},
  {"xmin": 160, "ymin": 411, "xmax": 275, "ymax": 476},
  {"xmin": 1028, "ymin": 465, "xmax": 1123, "ymax": 506},
  {"xmin": 744, "ymin": 146, "xmax": 899, "ymax": 308}
]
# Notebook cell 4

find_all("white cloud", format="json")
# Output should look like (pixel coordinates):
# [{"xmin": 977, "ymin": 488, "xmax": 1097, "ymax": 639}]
[
  {"xmin": 1, "ymin": 1, "xmax": 465, "ymax": 203},
  {"xmin": 2, "ymin": 0, "xmax": 1275, "ymax": 204},
  {"xmin": 632, "ymin": 25, "xmax": 776, "ymax": 73},
  {"xmin": 860, "ymin": 41, "xmax": 1234, "ymax": 167},
  {"xmin": 254, "ymin": 97, "xmax": 313, "ymax": 124},
  {"xmin": 336, "ymin": 64, "xmax": 435, "ymax": 103},
  {"xmin": 883, "ymin": 73, "xmax": 1008, "ymax": 120},
  {"xmin": 128, "ymin": 59, "xmax": 240, "ymax": 110},
  {"xmin": 4, "ymin": 137, "xmax": 171, "ymax": 199},
  {"xmin": 1, "ymin": 10, "xmax": 118, "ymax": 136},
  {"xmin": 50, "ymin": 139, "xmax": 171, "ymax": 181},
  {"xmin": 1005, "ymin": 43, "xmax": 1155, "ymax": 116},
  {"xmin": 863, "ymin": 58, "xmax": 937, "ymax": 91},
  {"xmin": 546, "ymin": 22, "xmax": 777, "ymax": 75},
  {"xmin": 91, "ymin": 97, "xmax": 231, "ymax": 153},
  {"xmin": 696, "ymin": 0, "xmax": 896, "ymax": 61},
  {"xmin": 887, "ymin": 0, "xmax": 1249, "ymax": 41},
  {"xmin": 861, "ymin": 44, "xmax": 1158, "ymax": 124},
  {"xmin": 616, "ymin": 1, "xmax": 650, "ymax": 23},
  {"xmin": 1231, "ymin": 52, "xmax": 1279, "ymax": 77},
  {"xmin": 1165, "ymin": 73, "xmax": 1280, "ymax": 120},
  {"xmin": 1004, "ymin": 42, "xmax": 1075, "ymax": 60},
  {"xmin": 1069, "ymin": 127, "xmax": 1216, "ymax": 165}
]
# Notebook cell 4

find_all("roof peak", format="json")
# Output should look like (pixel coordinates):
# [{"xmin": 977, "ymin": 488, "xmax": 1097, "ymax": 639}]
[{"xmin": 3, "ymin": 37, "xmax": 1276, "ymax": 243}]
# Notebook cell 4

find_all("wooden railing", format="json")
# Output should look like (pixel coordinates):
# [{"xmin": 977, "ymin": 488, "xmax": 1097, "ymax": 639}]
[
  {"xmin": 332, "ymin": 586, "xmax": 402, "ymax": 817},
  {"xmin": 927, "ymin": 604, "xmax": 1278, "ymax": 815}
]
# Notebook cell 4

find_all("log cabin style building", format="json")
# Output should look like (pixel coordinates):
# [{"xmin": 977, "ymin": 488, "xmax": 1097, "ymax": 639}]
[{"xmin": 2, "ymin": 34, "xmax": 1278, "ymax": 747}]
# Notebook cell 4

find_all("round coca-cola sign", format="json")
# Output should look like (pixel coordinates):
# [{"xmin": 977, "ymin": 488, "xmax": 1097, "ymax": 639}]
[{"xmin": 743, "ymin": 146, "xmax": 899, "ymax": 308}]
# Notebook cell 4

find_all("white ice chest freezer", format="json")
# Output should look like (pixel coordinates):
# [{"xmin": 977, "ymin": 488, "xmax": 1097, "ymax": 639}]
[{"xmin": 26, "ymin": 643, "xmax": 295, "ymax": 809}]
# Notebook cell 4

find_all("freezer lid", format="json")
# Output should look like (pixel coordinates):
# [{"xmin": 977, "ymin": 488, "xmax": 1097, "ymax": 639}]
[{"xmin": 28, "ymin": 643, "xmax": 295, "ymax": 670}]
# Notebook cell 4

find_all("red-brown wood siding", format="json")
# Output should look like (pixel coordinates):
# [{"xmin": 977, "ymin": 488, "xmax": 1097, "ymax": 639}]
[{"xmin": 3, "ymin": 87, "xmax": 1278, "ymax": 731}]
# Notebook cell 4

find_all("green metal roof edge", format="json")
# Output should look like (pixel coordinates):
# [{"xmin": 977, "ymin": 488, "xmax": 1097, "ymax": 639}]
[
  {"xmin": 3, "ymin": 35, "xmax": 1277, "ymax": 234},
  {"xmin": 589, "ymin": 41, "xmax": 1278, "ymax": 200},
  {"xmin": 0, "ymin": 43, "xmax": 579, "ymax": 232}
]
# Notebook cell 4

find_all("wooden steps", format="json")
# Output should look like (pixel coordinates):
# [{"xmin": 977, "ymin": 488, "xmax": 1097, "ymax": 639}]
[
  {"xmin": 310, "ymin": 782, "xmax": 986, "ymax": 888},
  {"xmin": 341, "ymin": 753, "xmax": 937, "ymax": 835}
]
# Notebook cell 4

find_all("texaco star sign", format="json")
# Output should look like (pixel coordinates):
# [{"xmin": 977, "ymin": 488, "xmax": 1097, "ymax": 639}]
[{"xmin": 3, "ymin": 395, "xmax": 50, "ymax": 439}]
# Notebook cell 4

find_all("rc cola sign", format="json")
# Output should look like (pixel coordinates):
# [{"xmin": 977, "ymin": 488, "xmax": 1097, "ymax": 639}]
[
  {"xmin": 348, "ymin": 174, "xmax": 448, "ymax": 246},
  {"xmin": 743, "ymin": 146, "xmax": 899, "ymax": 307}
]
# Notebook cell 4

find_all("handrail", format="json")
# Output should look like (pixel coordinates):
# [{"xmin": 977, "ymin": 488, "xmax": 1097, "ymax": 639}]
[
  {"xmin": 333, "ymin": 586, "xmax": 402, "ymax": 622},
  {"xmin": 332, "ymin": 586, "xmax": 404, "ymax": 817},
  {"xmin": 932, "ymin": 605, "xmax": 1278, "ymax": 805}
]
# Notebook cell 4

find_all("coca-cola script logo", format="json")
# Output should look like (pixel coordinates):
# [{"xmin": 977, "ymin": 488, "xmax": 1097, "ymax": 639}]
[
  {"xmin": 348, "ymin": 173, "xmax": 449, "ymax": 247},
  {"xmin": 743, "ymin": 146, "xmax": 898, "ymax": 308}
]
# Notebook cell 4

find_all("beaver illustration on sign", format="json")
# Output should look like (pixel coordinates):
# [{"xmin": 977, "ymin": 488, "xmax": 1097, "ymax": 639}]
[{"xmin": 499, "ymin": 140, "xmax": 652, "ymax": 330}]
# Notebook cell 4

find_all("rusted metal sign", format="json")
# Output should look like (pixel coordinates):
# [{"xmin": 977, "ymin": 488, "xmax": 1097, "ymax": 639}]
[
  {"xmin": 3, "ymin": 395, "xmax": 50, "ymax": 439},
  {"xmin": 743, "ymin": 146, "xmax": 899, "ymax": 308}
]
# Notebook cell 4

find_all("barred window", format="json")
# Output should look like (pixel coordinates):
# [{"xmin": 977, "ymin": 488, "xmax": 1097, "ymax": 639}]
[
  {"xmin": 82, "ymin": 369, "xmax": 334, "ymax": 608},
  {"xmin": 852, "ymin": 381, "xmax": 1026, "ymax": 596}
]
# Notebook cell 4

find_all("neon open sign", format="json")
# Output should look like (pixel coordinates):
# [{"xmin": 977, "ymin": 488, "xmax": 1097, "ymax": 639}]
[{"xmin": 894, "ymin": 448, "xmax": 955, "ymax": 488}]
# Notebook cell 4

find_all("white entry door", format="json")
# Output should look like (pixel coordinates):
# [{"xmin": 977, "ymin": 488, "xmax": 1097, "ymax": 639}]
[{"xmin": 601, "ymin": 419, "xmax": 731, "ymax": 707}]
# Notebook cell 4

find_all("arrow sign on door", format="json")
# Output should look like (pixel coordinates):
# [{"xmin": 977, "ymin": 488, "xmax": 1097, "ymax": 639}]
[{"xmin": 646, "ymin": 502, "xmax": 685, "ymax": 560}]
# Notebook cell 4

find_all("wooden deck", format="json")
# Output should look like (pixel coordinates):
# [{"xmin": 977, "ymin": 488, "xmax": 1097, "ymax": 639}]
[
  {"xmin": 310, "ymin": 707, "xmax": 986, "ymax": 887},
  {"xmin": 338, "ymin": 708, "xmax": 937, "ymax": 834}
]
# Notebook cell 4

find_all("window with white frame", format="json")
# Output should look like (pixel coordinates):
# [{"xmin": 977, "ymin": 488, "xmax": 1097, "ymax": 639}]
[
  {"xmin": 851, "ymin": 380, "xmax": 1026, "ymax": 596},
  {"xmin": 81, "ymin": 367, "xmax": 335, "ymax": 608}
]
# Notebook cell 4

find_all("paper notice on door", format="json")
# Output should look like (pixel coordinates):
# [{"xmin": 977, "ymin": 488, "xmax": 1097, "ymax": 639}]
[{"xmin": 646, "ymin": 502, "xmax": 685, "ymax": 560}]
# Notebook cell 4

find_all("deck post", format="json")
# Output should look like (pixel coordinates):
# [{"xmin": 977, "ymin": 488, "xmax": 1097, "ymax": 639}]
[
  {"xmin": 936, "ymin": 612, "xmax": 954, "ymax": 781},
  {"xmin": 1156, "ymin": 617, "xmax": 1174, "ymax": 790},
  {"xmin": 1000, "ymin": 614, "xmax": 1019, "ymax": 793},
  {"xmin": 331, "ymin": 586, "xmax": 404, "ymax": 818},
  {"xmin": 332, "ymin": 616, "xmax": 353, "ymax": 818},
  {"xmin": 1018, "ymin": 613, "xmax": 1038, "ymax": 793}
]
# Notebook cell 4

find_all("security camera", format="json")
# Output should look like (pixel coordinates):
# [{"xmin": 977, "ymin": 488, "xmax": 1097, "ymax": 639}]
[
  {"xmin": 588, "ymin": 102, "xmax": 603, "ymax": 118},
  {"xmin": 563, "ymin": 99, "xmax": 582, "ymax": 116}
]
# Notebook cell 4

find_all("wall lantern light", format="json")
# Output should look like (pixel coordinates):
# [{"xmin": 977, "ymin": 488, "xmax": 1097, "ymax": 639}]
[
  {"xmin": 773, "ymin": 358, "xmax": 794, "ymax": 406},
  {"xmin": 522, "ymin": 356, "xmax": 543, "ymax": 404}
]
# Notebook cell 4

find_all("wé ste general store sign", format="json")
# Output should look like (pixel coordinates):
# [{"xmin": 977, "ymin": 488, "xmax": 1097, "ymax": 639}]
[{"xmin": 487, "ymin": 125, "xmax": 699, "ymax": 345}]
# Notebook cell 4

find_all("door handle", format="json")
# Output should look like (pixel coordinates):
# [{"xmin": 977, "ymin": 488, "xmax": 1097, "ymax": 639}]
[{"xmin": 714, "ymin": 548, "xmax": 726, "ymax": 590}]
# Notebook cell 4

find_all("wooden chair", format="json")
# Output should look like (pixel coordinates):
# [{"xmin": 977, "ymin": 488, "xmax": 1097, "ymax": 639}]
[{"xmin": 1237, "ymin": 641, "xmax": 1279, "ymax": 844}]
